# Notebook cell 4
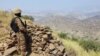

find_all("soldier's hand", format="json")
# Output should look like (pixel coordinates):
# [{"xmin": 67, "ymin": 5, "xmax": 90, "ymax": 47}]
[{"xmin": 20, "ymin": 28, "xmax": 27, "ymax": 33}]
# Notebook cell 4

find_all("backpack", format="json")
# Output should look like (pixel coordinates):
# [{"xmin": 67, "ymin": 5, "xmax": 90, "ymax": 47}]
[{"xmin": 10, "ymin": 17, "xmax": 19, "ymax": 32}]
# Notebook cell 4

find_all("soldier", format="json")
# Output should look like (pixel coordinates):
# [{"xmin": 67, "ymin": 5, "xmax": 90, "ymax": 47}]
[{"xmin": 10, "ymin": 8, "xmax": 27, "ymax": 56}]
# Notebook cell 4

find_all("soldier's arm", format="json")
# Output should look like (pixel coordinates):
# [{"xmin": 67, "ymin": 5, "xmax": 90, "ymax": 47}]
[{"xmin": 15, "ymin": 18, "xmax": 26, "ymax": 31}]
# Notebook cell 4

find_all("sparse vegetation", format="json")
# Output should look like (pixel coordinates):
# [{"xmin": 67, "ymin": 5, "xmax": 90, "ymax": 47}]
[
  {"xmin": 58, "ymin": 32, "xmax": 100, "ymax": 51},
  {"xmin": 58, "ymin": 32, "xmax": 67, "ymax": 39},
  {"xmin": 57, "ymin": 32, "xmax": 100, "ymax": 56},
  {"xmin": 22, "ymin": 15, "xmax": 34, "ymax": 21},
  {"xmin": 79, "ymin": 39, "xmax": 100, "ymax": 51}
]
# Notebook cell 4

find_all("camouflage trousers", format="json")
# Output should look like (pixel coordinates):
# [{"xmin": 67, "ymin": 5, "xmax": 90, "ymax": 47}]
[{"xmin": 16, "ymin": 32, "xmax": 26, "ymax": 56}]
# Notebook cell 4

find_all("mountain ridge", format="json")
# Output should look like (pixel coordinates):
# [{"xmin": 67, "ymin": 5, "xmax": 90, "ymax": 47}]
[{"xmin": 35, "ymin": 12, "xmax": 100, "ymax": 40}]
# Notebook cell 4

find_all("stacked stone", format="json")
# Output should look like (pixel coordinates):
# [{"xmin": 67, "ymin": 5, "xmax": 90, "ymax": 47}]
[
  {"xmin": 27, "ymin": 25, "xmax": 67, "ymax": 56},
  {"xmin": 0, "ymin": 24, "xmax": 67, "ymax": 56},
  {"xmin": 0, "ymin": 34, "xmax": 17, "ymax": 56}
]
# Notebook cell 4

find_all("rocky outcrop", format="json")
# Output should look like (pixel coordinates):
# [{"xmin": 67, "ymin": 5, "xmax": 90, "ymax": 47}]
[{"xmin": 0, "ymin": 24, "xmax": 68, "ymax": 56}]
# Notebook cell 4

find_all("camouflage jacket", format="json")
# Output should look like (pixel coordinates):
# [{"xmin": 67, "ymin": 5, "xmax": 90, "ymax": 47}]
[{"xmin": 10, "ymin": 17, "xmax": 26, "ymax": 33}]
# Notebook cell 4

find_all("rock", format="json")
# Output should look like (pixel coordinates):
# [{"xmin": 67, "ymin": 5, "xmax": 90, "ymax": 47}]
[
  {"xmin": 41, "ymin": 41, "xmax": 46, "ymax": 45},
  {"xmin": 32, "ymin": 43, "xmax": 37, "ymax": 47},
  {"xmin": 3, "ymin": 46, "xmax": 17, "ymax": 56},
  {"xmin": 51, "ymin": 49, "xmax": 58, "ymax": 55},
  {"xmin": 49, "ymin": 44, "xmax": 55, "ymax": 50},
  {"xmin": 49, "ymin": 40, "xmax": 56, "ymax": 43},
  {"xmin": 42, "ymin": 34, "xmax": 48, "ymax": 40},
  {"xmin": 0, "ymin": 52, "xmax": 2, "ymax": 56},
  {"xmin": 57, "ymin": 45, "xmax": 65, "ymax": 52},
  {"xmin": 46, "ymin": 32, "xmax": 52, "ymax": 35},
  {"xmin": 10, "ymin": 32, "xmax": 16, "ymax": 37},
  {"xmin": 63, "ymin": 52, "xmax": 68, "ymax": 56},
  {"xmin": 35, "ymin": 31, "xmax": 42, "ymax": 35},
  {"xmin": 57, "ymin": 51, "xmax": 63, "ymax": 56},
  {"xmin": 0, "ymin": 43, "xmax": 8, "ymax": 51}
]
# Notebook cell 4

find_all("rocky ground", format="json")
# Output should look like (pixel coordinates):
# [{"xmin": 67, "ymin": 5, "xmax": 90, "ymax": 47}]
[{"xmin": 0, "ymin": 23, "xmax": 69, "ymax": 56}]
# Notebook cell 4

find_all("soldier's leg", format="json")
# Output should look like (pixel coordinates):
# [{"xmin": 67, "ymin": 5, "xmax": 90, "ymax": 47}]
[
  {"xmin": 16, "ymin": 33, "xmax": 20, "ymax": 54},
  {"xmin": 16, "ymin": 32, "xmax": 26, "ymax": 56}
]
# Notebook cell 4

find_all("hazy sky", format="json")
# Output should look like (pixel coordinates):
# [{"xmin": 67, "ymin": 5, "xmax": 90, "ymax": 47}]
[{"xmin": 0, "ymin": 0, "xmax": 100, "ymax": 13}]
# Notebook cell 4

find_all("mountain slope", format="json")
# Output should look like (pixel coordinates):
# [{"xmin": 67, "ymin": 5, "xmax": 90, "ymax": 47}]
[{"xmin": 35, "ymin": 12, "xmax": 100, "ymax": 40}]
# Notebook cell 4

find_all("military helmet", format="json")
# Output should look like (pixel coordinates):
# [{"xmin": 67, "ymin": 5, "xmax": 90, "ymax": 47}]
[{"xmin": 12, "ymin": 8, "xmax": 22, "ymax": 14}]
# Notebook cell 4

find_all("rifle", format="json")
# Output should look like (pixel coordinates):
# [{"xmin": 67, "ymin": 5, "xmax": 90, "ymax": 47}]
[{"xmin": 25, "ymin": 20, "xmax": 27, "ymax": 28}]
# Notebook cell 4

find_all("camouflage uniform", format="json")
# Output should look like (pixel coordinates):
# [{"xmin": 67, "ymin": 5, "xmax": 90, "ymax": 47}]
[
  {"xmin": 11, "ymin": 8, "xmax": 27, "ymax": 56},
  {"xmin": 15, "ymin": 17, "xmax": 26, "ymax": 56}
]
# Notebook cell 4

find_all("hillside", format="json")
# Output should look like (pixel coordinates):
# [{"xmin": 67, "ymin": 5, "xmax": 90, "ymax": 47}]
[
  {"xmin": 35, "ymin": 12, "xmax": 100, "ymax": 41},
  {"xmin": 0, "ymin": 10, "xmax": 69, "ymax": 56},
  {"xmin": 0, "ymin": 10, "xmax": 100, "ymax": 56}
]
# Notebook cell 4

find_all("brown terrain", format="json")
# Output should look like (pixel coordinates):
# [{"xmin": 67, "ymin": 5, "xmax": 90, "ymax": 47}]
[
  {"xmin": 0, "ymin": 24, "xmax": 69, "ymax": 56},
  {"xmin": 0, "ymin": 11, "xmax": 74, "ymax": 56}
]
